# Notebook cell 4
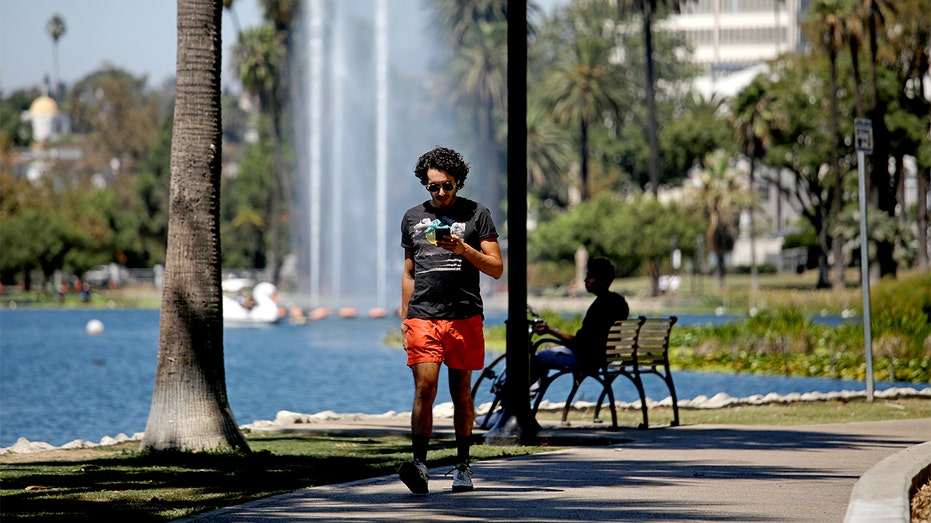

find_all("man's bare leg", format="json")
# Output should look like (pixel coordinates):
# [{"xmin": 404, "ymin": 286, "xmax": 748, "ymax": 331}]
[
  {"xmin": 410, "ymin": 362, "xmax": 440, "ymax": 457},
  {"xmin": 400, "ymin": 362, "xmax": 441, "ymax": 494},
  {"xmin": 449, "ymin": 367, "xmax": 475, "ymax": 492},
  {"xmin": 449, "ymin": 368, "xmax": 474, "ymax": 439}
]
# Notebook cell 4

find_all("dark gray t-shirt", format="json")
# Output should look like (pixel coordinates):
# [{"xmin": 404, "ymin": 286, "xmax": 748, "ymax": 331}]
[
  {"xmin": 401, "ymin": 197, "xmax": 498, "ymax": 319},
  {"xmin": 571, "ymin": 291, "xmax": 630, "ymax": 369}
]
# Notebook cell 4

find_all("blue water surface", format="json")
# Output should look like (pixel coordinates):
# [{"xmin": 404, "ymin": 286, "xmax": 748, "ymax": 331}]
[{"xmin": 0, "ymin": 309, "xmax": 921, "ymax": 447}]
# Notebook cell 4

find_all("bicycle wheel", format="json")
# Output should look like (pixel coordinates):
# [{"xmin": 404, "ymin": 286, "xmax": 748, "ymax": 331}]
[{"xmin": 471, "ymin": 353, "xmax": 506, "ymax": 430}]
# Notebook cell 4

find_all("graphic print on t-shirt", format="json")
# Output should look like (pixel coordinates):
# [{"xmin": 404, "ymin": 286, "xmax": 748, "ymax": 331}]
[
  {"xmin": 413, "ymin": 218, "xmax": 465, "ymax": 274},
  {"xmin": 401, "ymin": 197, "xmax": 496, "ymax": 319}
]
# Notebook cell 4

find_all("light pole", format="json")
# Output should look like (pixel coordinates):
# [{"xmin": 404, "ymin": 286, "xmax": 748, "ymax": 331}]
[{"xmin": 485, "ymin": 0, "xmax": 538, "ymax": 445}]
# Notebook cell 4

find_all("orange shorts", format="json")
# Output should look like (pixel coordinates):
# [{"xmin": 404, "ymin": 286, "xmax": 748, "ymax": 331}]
[{"xmin": 403, "ymin": 315, "xmax": 485, "ymax": 370}]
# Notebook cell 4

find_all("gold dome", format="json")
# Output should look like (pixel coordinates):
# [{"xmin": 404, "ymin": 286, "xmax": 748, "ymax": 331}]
[{"xmin": 29, "ymin": 95, "xmax": 59, "ymax": 116}]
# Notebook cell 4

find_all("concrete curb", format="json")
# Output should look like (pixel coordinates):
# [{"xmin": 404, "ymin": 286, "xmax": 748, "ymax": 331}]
[{"xmin": 844, "ymin": 440, "xmax": 931, "ymax": 523}]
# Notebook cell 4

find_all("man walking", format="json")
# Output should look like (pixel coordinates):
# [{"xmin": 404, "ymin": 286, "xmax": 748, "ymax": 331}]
[{"xmin": 399, "ymin": 146, "xmax": 503, "ymax": 494}]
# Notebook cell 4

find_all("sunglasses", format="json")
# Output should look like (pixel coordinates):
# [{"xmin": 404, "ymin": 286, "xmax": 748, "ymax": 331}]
[{"xmin": 426, "ymin": 181, "xmax": 456, "ymax": 193}]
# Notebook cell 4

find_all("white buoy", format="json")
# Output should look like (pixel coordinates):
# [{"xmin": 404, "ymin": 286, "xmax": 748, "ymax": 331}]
[{"xmin": 86, "ymin": 319, "xmax": 105, "ymax": 336}]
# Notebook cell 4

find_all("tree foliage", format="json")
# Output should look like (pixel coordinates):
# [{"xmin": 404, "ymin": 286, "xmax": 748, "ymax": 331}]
[
  {"xmin": 425, "ymin": 0, "xmax": 513, "ymax": 220},
  {"xmin": 230, "ymin": 6, "xmax": 295, "ymax": 285},
  {"xmin": 65, "ymin": 67, "xmax": 162, "ymax": 171},
  {"xmin": 220, "ymin": 140, "xmax": 275, "ymax": 269},
  {"xmin": 0, "ymin": 88, "xmax": 40, "ymax": 150},
  {"xmin": 2, "ymin": 0, "xmax": 927, "ymax": 294},
  {"xmin": 530, "ymin": 192, "xmax": 702, "ymax": 293},
  {"xmin": 528, "ymin": 0, "xmax": 699, "ymax": 206},
  {"xmin": 682, "ymin": 151, "xmax": 756, "ymax": 290}
]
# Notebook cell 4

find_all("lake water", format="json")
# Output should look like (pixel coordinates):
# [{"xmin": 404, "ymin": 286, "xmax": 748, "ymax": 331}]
[{"xmin": 0, "ymin": 308, "xmax": 920, "ymax": 447}]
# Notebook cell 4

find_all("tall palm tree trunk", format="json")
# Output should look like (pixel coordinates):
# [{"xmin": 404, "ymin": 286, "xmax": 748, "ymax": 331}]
[
  {"xmin": 748, "ymin": 156, "xmax": 758, "ymax": 291},
  {"xmin": 479, "ymin": 104, "xmax": 500, "ymax": 222},
  {"xmin": 866, "ymin": 3, "xmax": 896, "ymax": 277},
  {"xmin": 574, "ymin": 119, "xmax": 590, "ymax": 293},
  {"xmin": 919, "ymin": 169, "xmax": 929, "ymax": 270},
  {"xmin": 848, "ymin": 29, "xmax": 864, "ymax": 118},
  {"xmin": 829, "ymin": 48, "xmax": 845, "ymax": 290},
  {"xmin": 643, "ymin": 1, "xmax": 660, "ymax": 197},
  {"xmin": 142, "ymin": 0, "xmax": 249, "ymax": 453},
  {"xmin": 579, "ymin": 119, "xmax": 590, "ymax": 201}
]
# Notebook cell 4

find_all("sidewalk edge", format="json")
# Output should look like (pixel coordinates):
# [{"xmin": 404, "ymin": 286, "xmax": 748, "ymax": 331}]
[{"xmin": 843, "ymin": 440, "xmax": 931, "ymax": 523}]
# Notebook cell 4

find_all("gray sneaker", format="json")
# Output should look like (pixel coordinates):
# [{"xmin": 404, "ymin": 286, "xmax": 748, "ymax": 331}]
[
  {"xmin": 450, "ymin": 463, "xmax": 473, "ymax": 492},
  {"xmin": 399, "ymin": 460, "xmax": 429, "ymax": 494}
]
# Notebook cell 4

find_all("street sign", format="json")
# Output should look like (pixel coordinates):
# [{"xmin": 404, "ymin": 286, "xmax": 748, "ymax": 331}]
[
  {"xmin": 854, "ymin": 117, "xmax": 875, "ymax": 400},
  {"xmin": 855, "ymin": 118, "xmax": 873, "ymax": 154}
]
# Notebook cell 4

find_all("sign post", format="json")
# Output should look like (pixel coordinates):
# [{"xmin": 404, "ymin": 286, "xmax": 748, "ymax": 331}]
[{"xmin": 854, "ymin": 118, "xmax": 875, "ymax": 401}]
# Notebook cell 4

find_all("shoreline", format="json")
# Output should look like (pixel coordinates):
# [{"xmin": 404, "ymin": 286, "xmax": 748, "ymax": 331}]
[{"xmin": 4, "ymin": 385, "xmax": 929, "ymax": 456}]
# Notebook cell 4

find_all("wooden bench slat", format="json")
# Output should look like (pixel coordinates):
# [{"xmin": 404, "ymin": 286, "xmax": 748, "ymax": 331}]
[{"xmin": 604, "ymin": 318, "xmax": 642, "ymax": 365}]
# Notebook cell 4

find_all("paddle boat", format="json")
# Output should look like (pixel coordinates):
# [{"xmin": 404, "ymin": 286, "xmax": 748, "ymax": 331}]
[{"xmin": 222, "ymin": 278, "xmax": 283, "ymax": 326}]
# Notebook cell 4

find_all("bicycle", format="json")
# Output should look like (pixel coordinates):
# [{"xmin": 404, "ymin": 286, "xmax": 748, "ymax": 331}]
[{"xmin": 470, "ymin": 307, "xmax": 559, "ymax": 429}]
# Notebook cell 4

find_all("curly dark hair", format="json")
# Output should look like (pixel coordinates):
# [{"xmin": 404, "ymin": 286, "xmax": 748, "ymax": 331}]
[{"xmin": 413, "ymin": 146, "xmax": 469, "ymax": 189}]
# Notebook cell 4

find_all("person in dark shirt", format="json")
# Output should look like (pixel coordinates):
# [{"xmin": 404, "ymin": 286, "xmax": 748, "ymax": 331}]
[
  {"xmin": 531, "ymin": 258, "xmax": 630, "ymax": 385},
  {"xmin": 398, "ymin": 146, "xmax": 503, "ymax": 494}
]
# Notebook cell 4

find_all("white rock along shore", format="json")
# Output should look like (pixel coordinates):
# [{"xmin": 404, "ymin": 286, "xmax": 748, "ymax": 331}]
[{"xmin": 3, "ymin": 386, "xmax": 929, "ymax": 455}]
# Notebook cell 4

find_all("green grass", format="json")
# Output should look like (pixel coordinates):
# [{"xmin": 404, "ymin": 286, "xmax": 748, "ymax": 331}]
[
  {"xmin": 0, "ymin": 432, "xmax": 548, "ymax": 522},
  {"xmin": 3, "ymin": 398, "xmax": 929, "ymax": 522},
  {"xmin": 542, "ymin": 397, "xmax": 931, "ymax": 427}
]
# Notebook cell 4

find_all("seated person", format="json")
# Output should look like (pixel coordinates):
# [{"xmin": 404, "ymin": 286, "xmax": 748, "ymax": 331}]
[{"xmin": 531, "ymin": 258, "xmax": 630, "ymax": 387}]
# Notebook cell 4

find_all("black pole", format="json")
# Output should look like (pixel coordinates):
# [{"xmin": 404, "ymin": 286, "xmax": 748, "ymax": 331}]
[
  {"xmin": 643, "ymin": 1, "xmax": 660, "ymax": 197},
  {"xmin": 485, "ymin": 0, "xmax": 539, "ymax": 445}
]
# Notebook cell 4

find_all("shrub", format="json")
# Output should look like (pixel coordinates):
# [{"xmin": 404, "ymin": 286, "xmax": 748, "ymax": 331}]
[
  {"xmin": 869, "ymin": 270, "xmax": 931, "ymax": 359},
  {"xmin": 671, "ymin": 298, "xmax": 930, "ymax": 382}
]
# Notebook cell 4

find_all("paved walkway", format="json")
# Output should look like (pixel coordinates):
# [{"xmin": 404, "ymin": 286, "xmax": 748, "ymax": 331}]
[{"xmin": 176, "ymin": 417, "xmax": 930, "ymax": 522}]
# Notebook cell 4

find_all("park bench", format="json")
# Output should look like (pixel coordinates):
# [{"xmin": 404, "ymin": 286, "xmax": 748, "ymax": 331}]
[{"xmin": 530, "ymin": 315, "xmax": 680, "ymax": 429}]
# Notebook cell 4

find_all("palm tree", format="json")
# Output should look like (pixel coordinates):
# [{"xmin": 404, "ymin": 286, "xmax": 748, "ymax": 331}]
[
  {"xmin": 861, "ymin": 0, "xmax": 897, "ymax": 277},
  {"xmin": 45, "ymin": 14, "xmax": 66, "ymax": 99},
  {"xmin": 542, "ymin": 3, "xmax": 626, "ymax": 291},
  {"xmin": 448, "ymin": 20, "xmax": 508, "ymax": 217},
  {"xmin": 732, "ymin": 82, "xmax": 777, "ymax": 292},
  {"xmin": 860, "ymin": 0, "xmax": 894, "ymax": 113},
  {"xmin": 616, "ymin": 0, "xmax": 684, "ymax": 196},
  {"xmin": 804, "ymin": 0, "xmax": 847, "ymax": 290},
  {"xmin": 232, "ymin": 25, "xmax": 288, "ymax": 285},
  {"xmin": 526, "ymin": 99, "xmax": 572, "ymax": 201},
  {"xmin": 428, "ymin": 0, "xmax": 512, "ymax": 220},
  {"xmin": 222, "ymin": 0, "xmax": 241, "ymax": 35},
  {"xmin": 430, "ymin": 0, "xmax": 509, "ymax": 48},
  {"xmin": 546, "ymin": 33, "xmax": 623, "ymax": 202},
  {"xmin": 141, "ymin": 0, "xmax": 249, "ymax": 453},
  {"xmin": 684, "ymin": 151, "xmax": 753, "ymax": 290},
  {"xmin": 843, "ymin": 5, "xmax": 865, "ymax": 118},
  {"xmin": 229, "ymin": 0, "xmax": 297, "ymax": 287}
]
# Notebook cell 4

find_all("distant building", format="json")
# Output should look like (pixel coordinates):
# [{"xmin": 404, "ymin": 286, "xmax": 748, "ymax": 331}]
[
  {"xmin": 22, "ymin": 94, "xmax": 71, "ymax": 144},
  {"xmin": 664, "ymin": 0, "xmax": 807, "ymax": 99},
  {"xmin": 660, "ymin": 0, "xmax": 809, "ymax": 270},
  {"xmin": 15, "ymin": 94, "xmax": 80, "ymax": 183}
]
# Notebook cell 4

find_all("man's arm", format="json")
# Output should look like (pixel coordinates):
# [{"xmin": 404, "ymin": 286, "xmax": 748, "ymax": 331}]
[
  {"xmin": 400, "ymin": 250, "xmax": 416, "ymax": 349},
  {"xmin": 442, "ymin": 236, "xmax": 503, "ymax": 279},
  {"xmin": 533, "ymin": 322, "xmax": 575, "ymax": 345},
  {"xmin": 400, "ymin": 249, "xmax": 415, "ymax": 321}
]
